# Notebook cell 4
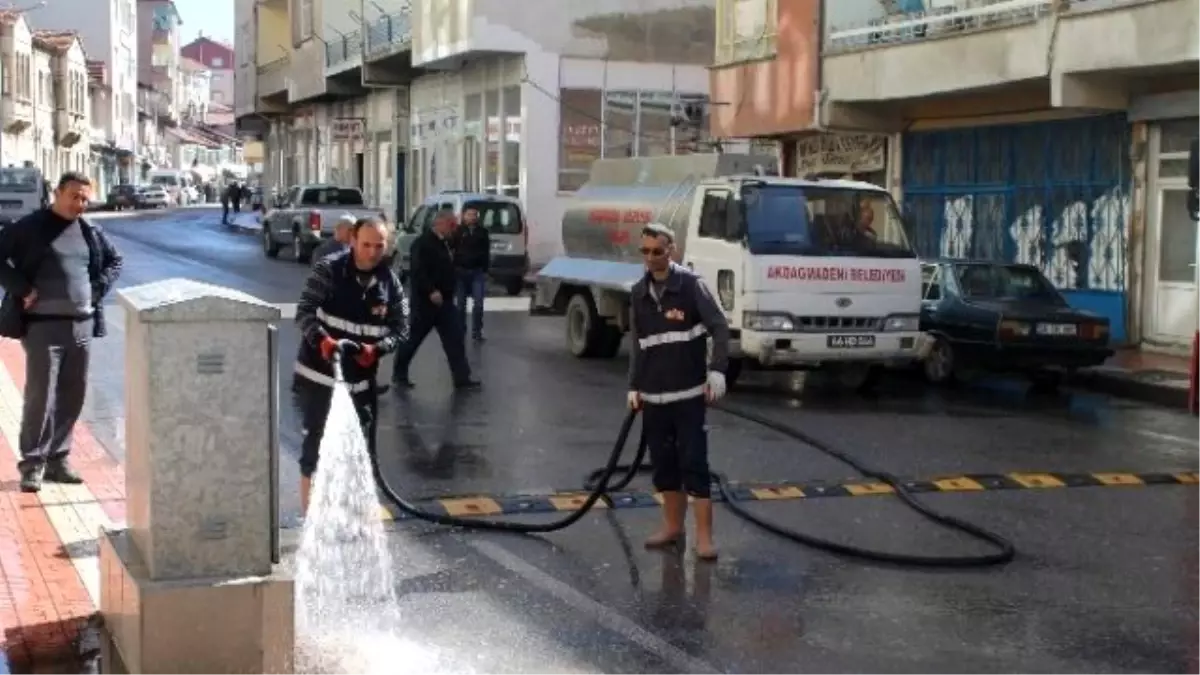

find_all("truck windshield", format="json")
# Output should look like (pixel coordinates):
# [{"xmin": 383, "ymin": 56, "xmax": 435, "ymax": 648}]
[
  {"xmin": 740, "ymin": 184, "xmax": 915, "ymax": 258},
  {"xmin": 301, "ymin": 187, "xmax": 364, "ymax": 205},
  {"xmin": 0, "ymin": 168, "xmax": 41, "ymax": 193}
]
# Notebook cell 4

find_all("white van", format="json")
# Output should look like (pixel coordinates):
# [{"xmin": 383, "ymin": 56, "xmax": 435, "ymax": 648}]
[
  {"xmin": 0, "ymin": 166, "xmax": 46, "ymax": 227},
  {"xmin": 147, "ymin": 170, "xmax": 194, "ymax": 205},
  {"xmin": 392, "ymin": 191, "xmax": 529, "ymax": 296}
]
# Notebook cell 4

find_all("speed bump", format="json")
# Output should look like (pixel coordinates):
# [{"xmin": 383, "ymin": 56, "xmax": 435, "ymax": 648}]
[{"xmin": 375, "ymin": 470, "xmax": 1198, "ymax": 522}]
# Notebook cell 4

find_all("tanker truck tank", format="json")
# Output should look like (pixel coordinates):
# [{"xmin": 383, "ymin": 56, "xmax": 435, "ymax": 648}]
[{"xmin": 532, "ymin": 153, "xmax": 776, "ymax": 360}]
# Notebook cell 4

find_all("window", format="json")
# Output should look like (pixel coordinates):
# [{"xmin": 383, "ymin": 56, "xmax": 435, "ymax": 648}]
[
  {"xmin": 465, "ymin": 200, "xmax": 523, "ymax": 235},
  {"xmin": 921, "ymin": 264, "xmax": 942, "ymax": 301},
  {"xmin": 715, "ymin": 0, "xmax": 778, "ymax": 64},
  {"xmin": 698, "ymin": 190, "xmax": 732, "ymax": 239},
  {"xmin": 464, "ymin": 93, "xmax": 483, "ymax": 191},
  {"xmin": 637, "ymin": 91, "xmax": 673, "ymax": 158},
  {"xmin": 300, "ymin": 187, "xmax": 363, "ymax": 205},
  {"xmin": 293, "ymin": 0, "xmax": 314, "ymax": 44},
  {"xmin": 500, "ymin": 85, "xmax": 520, "ymax": 198},
  {"xmin": 558, "ymin": 88, "xmax": 601, "ymax": 192},
  {"xmin": 1, "ymin": 54, "xmax": 9, "ymax": 95},
  {"xmin": 741, "ymin": 185, "xmax": 916, "ymax": 258},
  {"xmin": 211, "ymin": 57, "xmax": 224, "ymax": 68},
  {"xmin": 484, "ymin": 90, "xmax": 499, "ymax": 190},
  {"xmin": 604, "ymin": 90, "xmax": 636, "ymax": 159}
]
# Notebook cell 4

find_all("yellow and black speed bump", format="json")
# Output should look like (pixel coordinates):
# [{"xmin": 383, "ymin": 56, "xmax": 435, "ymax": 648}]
[{"xmin": 382, "ymin": 471, "xmax": 1199, "ymax": 521}]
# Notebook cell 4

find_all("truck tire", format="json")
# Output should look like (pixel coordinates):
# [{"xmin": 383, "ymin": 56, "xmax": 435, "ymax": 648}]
[
  {"xmin": 262, "ymin": 227, "xmax": 280, "ymax": 258},
  {"xmin": 565, "ymin": 293, "xmax": 606, "ymax": 358},
  {"xmin": 292, "ymin": 231, "xmax": 311, "ymax": 264}
]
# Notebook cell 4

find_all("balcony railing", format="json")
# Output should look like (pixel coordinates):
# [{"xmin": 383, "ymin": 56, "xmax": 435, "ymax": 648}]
[
  {"xmin": 257, "ymin": 57, "xmax": 288, "ymax": 96},
  {"xmin": 827, "ymin": 0, "xmax": 1053, "ymax": 52},
  {"xmin": 365, "ymin": 11, "xmax": 412, "ymax": 57},
  {"xmin": 325, "ymin": 30, "xmax": 363, "ymax": 69}
]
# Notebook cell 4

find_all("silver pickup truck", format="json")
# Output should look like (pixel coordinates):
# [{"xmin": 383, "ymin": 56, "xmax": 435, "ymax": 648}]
[{"xmin": 260, "ymin": 184, "xmax": 381, "ymax": 263}]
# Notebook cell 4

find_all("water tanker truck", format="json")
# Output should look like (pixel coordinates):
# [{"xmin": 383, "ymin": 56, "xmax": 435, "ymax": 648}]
[{"xmin": 531, "ymin": 153, "xmax": 923, "ymax": 388}]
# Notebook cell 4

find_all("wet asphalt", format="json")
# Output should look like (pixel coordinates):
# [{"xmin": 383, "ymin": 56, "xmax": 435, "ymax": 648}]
[{"xmin": 83, "ymin": 207, "xmax": 1200, "ymax": 673}]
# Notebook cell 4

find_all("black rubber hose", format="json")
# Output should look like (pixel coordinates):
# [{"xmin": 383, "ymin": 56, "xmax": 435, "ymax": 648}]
[
  {"xmin": 334, "ymin": 350, "xmax": 641, "ymax": 533},
  {"xmin": 585, "ymin": 401, "xmax": 1016, "ymax": 568},
  {"xmin": 335, "ymin": 348, "xmax": 1015, "ymax": 565}
]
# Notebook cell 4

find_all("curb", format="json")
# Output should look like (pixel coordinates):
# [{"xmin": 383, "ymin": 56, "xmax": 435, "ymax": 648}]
[{"xmin": 1072, "ymin": 369, "xmax": 1191, "ymax": 409}]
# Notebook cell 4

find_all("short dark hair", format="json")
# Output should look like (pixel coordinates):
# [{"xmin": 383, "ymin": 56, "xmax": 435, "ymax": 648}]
[
  {"xmin": 641, "ymin": 223, "xmax": 674, "ymax": 244},
  {"xmin": 435, "ymin": 208, "xmax": 456, "ymax": 223},
  {"xmin": 352, "ymin": 216, "xmax": 385, "ymax": 233},
  {"xmin": 57, "ymin": 172, "xmax": 92, "ymax": 191}
]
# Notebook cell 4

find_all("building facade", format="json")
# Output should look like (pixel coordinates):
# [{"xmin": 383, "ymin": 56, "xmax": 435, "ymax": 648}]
[
  {"xmin": 234, "ymin": 0, "xmax": 720, "ymax": 266},
  {"xmin": 26, "ymin": 0, "xmax": 138, "ymax": 179},
  {"xmin": 180, "ymin": 35, "xmax": 234, "ymax": 105}
]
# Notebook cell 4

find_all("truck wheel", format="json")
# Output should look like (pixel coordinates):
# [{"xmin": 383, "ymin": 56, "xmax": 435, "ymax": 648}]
[
  {"xmin": 292, "ymin": 231, "xmax": 311, "ymax": 264},
  {"xmin": 504, "ymin": 278, "xmax": 525, "ymax": 296},
  {"xmin": 565, "ymin": 293, "xmax": 605, "ymax": 358},
  {"xmin": 262, "ymin": 228, "xmax": 280, "ymax": 258},
  {"xmin": 823, "ymin": 363, "xmax": 874, "ymax": 391}
]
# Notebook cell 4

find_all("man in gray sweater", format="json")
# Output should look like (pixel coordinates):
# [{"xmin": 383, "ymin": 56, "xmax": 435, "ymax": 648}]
[{"xmin": 0, "ymin": 172, "xmax": 123, "ymax": 492}]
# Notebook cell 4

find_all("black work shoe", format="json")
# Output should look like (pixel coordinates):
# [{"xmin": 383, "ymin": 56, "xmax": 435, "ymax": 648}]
[
  {"xmin": 392, "ymin": 377, "xmax": 415, "ymax": 388},
  {"xmin": 375, "ymin": 383, "xmax": 391, "ymax": 396},
  {"xmin": 19, "ymin": 465, "xmax": 44, "ymax": 493},
  {"xmin": 472, "ymin": 334, "xmax": 486, "ymax": 343},
  {"xmin": 454, "ymin": 378, "xmax": 482, "ymax": 390},
  {"xmin": 44, "ymin": 461, "xmax": 83, "ymax": 485}
]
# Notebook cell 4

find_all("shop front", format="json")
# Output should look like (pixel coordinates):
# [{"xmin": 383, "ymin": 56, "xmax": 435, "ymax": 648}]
[{"xmin": 1141, "ymin": 117, "xmax": 1198, "ymax": 349}]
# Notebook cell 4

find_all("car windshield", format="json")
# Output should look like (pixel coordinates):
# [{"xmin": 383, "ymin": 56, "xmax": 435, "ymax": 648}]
[
  {"xmin": 740, "ymin": 183, "xmax": 915, "ymax": 258},
  {"xmin": 465, "ymin": 200, "xmax": 523, "ymax": 235},
  {"xmin": 150, "ymin": 175, "xmax": 178, "ymax": 187},
  {"xmin": 953, "ymin": 263, "xmax": 1064, "ymax": 302},
  {"xmin": 301, "ymin": 187, "xmax": 364, "ymax": 205},
  {"xmin": 0, "ymin": 168, "xmax": 41, "ymax": 193}
]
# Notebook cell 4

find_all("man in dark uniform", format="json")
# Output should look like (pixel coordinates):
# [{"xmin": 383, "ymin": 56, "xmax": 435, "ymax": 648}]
[
  {"xmin": 627, "ymin": 222, "xmax": 730, "ymax": 561},
  {"xmin": 391, "ymin": 208, "xmax": 480, "ymax": 389},
  {"xmin": 293, "ymin": 216, "xmax": 407, "ymax": 514}
]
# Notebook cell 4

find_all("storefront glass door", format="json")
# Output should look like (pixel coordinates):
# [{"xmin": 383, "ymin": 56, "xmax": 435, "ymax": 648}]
[{"xmin": 1150, "ymin": 185, "xmax": 1198, "ymax": 342}]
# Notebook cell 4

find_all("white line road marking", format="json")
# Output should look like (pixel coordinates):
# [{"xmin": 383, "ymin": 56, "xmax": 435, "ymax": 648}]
[
  {"xmin": 0, "ymin": 360, "xmax": 110, "ymax": 607},
  {"xmin": 1128, "ymin": 428, "xmax": 1200, "ymax": 448},
  {"xmin": 469, "ymin": 539, "xmax": 722, "ymax": 674}
]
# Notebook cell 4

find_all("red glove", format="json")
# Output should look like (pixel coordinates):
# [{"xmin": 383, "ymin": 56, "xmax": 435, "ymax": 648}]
[
  {"xmin": 319, "ymin": 336, "xmax": 339, "ymax": 361},
  {"xmin": 355, "ymin": 343, "xmax": 378, "ymax": 368}
]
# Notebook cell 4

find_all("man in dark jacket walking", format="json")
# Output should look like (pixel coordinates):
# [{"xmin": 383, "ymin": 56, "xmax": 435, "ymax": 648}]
[
  {"xmin": 0, "ymin": 172, "xmax": 123, "ymax": 492},
  {"xmin": 452, "ymin": 206, "xmax": 489, "ymax": 341},
  {"xmin": 391, "ymin": 209, "xmax": 480, "ymax": 389}
]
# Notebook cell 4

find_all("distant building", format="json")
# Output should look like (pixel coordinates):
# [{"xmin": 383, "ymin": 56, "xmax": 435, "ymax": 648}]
[{"xmin": 181, "ymin": 35, "xmax": 234, "ymax": 106}]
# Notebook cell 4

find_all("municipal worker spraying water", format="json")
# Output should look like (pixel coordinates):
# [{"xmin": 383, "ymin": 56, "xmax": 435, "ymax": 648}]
[
  {"xmin": 293, "ymin": 217, "xmax": 408, "ymax": 514},
  {"xmin": 627, "ymin": 222, "xmax": 730, "ymax": 561}
]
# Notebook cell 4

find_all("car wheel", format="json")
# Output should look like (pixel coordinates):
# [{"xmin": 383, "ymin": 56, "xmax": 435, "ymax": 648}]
[
  {"xmin": 292, "ymin": 232, "xmax": 311, "ymax": 263},
  {"xmin": 923, "ymin": 336, "xmax": 957, "ymax": 385},
  {"xmin": 262, "ymin": 228, "xmax": 281, "ymax": 258}
]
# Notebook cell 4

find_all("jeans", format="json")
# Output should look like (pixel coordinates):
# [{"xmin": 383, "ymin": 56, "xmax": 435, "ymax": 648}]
[
  {"xmin": 455, "ymin": 268, "xmax": 487, "ymax": 338},
  {"xmin": 391, "ymin": 300, "xmax": 473, "ymax": 384}
]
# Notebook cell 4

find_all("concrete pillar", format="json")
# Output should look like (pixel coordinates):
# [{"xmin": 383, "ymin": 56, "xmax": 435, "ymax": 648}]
[{"xmin": 99, "ymin": 278, "xmax": 293, "ymax": 674}]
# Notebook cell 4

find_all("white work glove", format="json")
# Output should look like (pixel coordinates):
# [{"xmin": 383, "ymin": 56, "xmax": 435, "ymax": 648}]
[
  {"xmin": 627, "ymin": 391, "xmax": 642, "ymax": 410},
  {"xmin": 706, "ymin": 371, "xmax": 727, "ymax": 403}
]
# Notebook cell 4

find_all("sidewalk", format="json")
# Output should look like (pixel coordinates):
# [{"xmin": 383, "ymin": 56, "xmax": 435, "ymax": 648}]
[
  {"xmin": 1076, "ymin": 347, "xmax": 1195, "ymax": 410},
  {"xmin": 0, "ymin": 340, "xmax": 124, "ymax": 673}
]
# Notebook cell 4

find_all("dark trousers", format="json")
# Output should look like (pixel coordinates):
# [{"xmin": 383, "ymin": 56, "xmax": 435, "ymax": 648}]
[
  {"xmin": 18, "ymin": 320, "xmax": 91, "ymax": 471},
  {"xmin": 643, "ymin": 396, "xmax": 711, "ymax": 498},
  {"xmin": 455, "ymin": 269, "xmax": 487, "ymax": 338},
  {"xmin": 221, "ymin": 203, "xmax": 229, "ymax": 223},
  {"xmin": 294, "ymin": 378, "xmax": 377, "ymax": 479},
  {"xmin": 391, "ymin": 300, "xmax": 472, "ymax": 383}
]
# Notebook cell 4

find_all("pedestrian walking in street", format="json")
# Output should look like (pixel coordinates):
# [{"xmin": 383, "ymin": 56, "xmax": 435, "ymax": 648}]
[
  {"xmin": 391, "ymin": 208, "xmax": 481, "ymax": 390},
  {"xmin": 452, "ymin": 206, "xmax": 490, "ymax": 342},
  {"xmin": 293, "ymin": 217, "xmax": 407, "ymax": 514},
  {"xmin": 311, "ymin": 214, "xmax": 356, "ymax": 266},
  {"xmin": 0, "ymin": 172, "xmax": 123, "ymax": 492},
  {"xmin": 627, "ymin": 222, "xmax": 730, "ymax": 560}
]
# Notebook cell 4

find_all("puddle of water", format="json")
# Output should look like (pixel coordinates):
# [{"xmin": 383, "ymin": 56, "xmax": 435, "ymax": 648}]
[{"xmin": 293, "ymin": 382, "xmax": 459, "ymax": 673}]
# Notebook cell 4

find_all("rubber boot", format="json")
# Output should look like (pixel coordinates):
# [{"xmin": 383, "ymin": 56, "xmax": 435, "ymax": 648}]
[
  {"xmin": 692, "ymin": 497, "xmax": 718, "ymax": 561},
  {"xmin": 645, "ymin": 491, "xmax": 687, "ymax": 549}
]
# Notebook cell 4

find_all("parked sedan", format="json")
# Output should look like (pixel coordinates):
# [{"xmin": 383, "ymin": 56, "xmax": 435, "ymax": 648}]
[
  {"xmin": 918, "ymin": 260, "xmax": 1113, "ymax": 390},
  {"xmin": 136, "ymin": 185, "xmax": 171, "ymax": 209}
]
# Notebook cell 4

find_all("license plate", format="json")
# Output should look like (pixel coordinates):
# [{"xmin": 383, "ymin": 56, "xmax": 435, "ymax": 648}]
[
  {"xmin": 1036, "ymin": 323, "xmax": 1077, "ymax": 336},
  {"xmin": 827, "ymin": 334, "xmax": 876, "ymax": 349}
]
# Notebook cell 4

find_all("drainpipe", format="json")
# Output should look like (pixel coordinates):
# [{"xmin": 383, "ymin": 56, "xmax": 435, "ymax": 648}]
[{"xmin": 812, "ymin": 0, "xmax": 826, "ymax": 132}]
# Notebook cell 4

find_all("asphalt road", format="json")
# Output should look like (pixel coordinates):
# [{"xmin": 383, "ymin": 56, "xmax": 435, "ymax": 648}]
[{"xmin": 84, "ymin": 207, "xmax": 1200, "ymax": 673}]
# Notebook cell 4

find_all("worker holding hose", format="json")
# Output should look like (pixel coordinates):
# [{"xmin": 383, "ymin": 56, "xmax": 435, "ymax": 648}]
[
  {"xmin": 292, "ymin": 216, "xmax": 408, "ymax": 514},
  {"xmin": 628, "ymin": 222, "xmax": 730, "ymax": 561}
]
